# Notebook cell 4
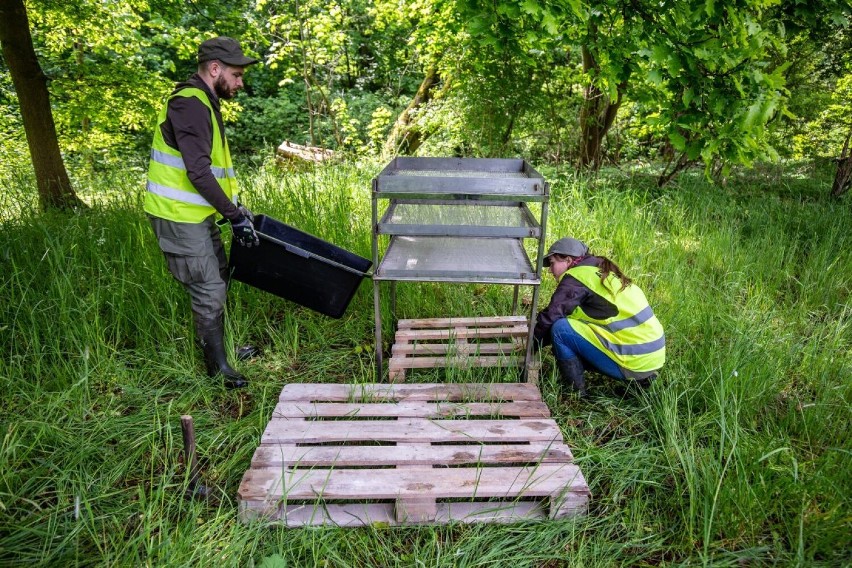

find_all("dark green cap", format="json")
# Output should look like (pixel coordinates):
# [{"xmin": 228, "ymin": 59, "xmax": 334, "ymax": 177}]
[{"xmin": 197, "ymin": 36, "xmax": 258, "ymax": 67}]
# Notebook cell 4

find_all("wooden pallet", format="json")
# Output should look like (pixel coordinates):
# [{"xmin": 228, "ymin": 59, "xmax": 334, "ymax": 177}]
[
  {"xmin": 388, "ymin": 316, "xmax": 539, "ymax": 383},
  {"xmin": 238, "ymin": 383, "xmax": 590, "ymax": 527}
]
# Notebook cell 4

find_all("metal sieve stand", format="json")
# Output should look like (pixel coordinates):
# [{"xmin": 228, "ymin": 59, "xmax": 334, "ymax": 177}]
[{"xmin": 371, "ymin": 157, "xmax": 549, "ymax": 383}]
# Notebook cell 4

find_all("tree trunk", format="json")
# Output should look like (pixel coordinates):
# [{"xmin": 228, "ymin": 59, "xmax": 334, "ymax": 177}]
[
  {"xmin": 831, "ymin": 126, "xmax": 852, "ymax": 198},
  {"xmin": 577, "ymin": 43, "xmax": 626, "ymax": 170},
  {"xmin": 0, "ymin": 0, "xmax": 83, "ymax": 210},
  {"xmin": 657, "ymin": 151, "xmax": 694, "ymax": 187},
  {"xmin": 382, "ymin": 65, "xmax": 442, "ymax": 158}
]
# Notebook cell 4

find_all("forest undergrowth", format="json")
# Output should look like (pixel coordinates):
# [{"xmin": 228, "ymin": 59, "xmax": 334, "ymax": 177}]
[{"xmin": 0, "ymin": 159, "xmax": 849, "ymax": 567}]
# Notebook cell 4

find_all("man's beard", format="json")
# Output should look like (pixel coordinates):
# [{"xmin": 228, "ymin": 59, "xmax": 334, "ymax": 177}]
[{"xmin": 214, "ymin": 75, "xmax": 235, "ymax": 99}]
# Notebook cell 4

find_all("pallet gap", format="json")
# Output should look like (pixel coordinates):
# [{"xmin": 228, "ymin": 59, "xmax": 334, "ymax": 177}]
[
  {"xmin": 284, "ymin": 499, "xmax": 396, "ymax": 506},
  {"xmin": 287, "ymin": 465, "xmax": 399, "ymax": 470},
  {"xmin": 304, "ymin": 416, "xmax": 399, "ymax": 421},
  {"xmin": 425, "ymin": 399, "xmax": 513, "ymax": 404},
  {"xmin": 436, "ymin": 415, "xmax": 522, "ymax": 420},
  {"xmin": 430, "ymin": 441, "xmax": 531, "ymax": 446},
  {"xmin": 436, "ymin": 496, "xmax": 539, "ymax": 504},
  {"xmin": 433, "ymin": 462, "xmax": 547, "ymax": 469},
  {"xmin": 295, "ymin": 441, "xmax": 398, "ymax": 447},
  {"xmin": 309, "ymin": 398, "xmax": 399, "ymax": 404}
]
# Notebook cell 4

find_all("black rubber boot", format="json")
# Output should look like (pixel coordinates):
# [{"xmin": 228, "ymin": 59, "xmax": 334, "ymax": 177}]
[
  {"xmin": 633, "ymin": 373, "xmax": 657, "ymax": 390},
  {"xmin": 557, "ymin": 357, "xmax": 587, "ymax": 397},
  {"xmin": 196, "ymin": 317, "xmax": 248, "ymax": 389}
]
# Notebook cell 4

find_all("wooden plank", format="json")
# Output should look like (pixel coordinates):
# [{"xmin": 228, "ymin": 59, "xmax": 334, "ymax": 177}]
[
  {"xmin": 395, "ymin": 326, "xmax": 528, "ymax": 341},
  {"xmin": 397, "ymin": 316, "xmax": 528, "ymax": 329},
  {"xmin": 279, "ymin": 383, "xmax": 543, "ymax": 402},
  {"xmin": 261, "ymin": 418, "xmax": 564, "ymax": 445},
  {"xmin": 436, "ymin": 501, "xmax": 544, "ymax": 523},
  {"xmin": 251, "ymin": 442, "xmax": 573, "ymax": 468},
  {"xmin": 549, "ymin": 487, "xmax": 591, "ymax": 518},
  {"xmin": 239, "ymin": 463, "xmax": 587, "ymax": 501},
  {"xmin": 388, "ymin": 368, "xmax": 407, "ymax": 383},
  {"xmin": 389, "ymin": 335, "xmax": 410, "ymax": 383},
  {"xmin": 391, "ymin": 343, "xmax": 517, "ymax": 356},
  {"xmin": 282, "ymin": 503, "xmax": 395, "ymax": 527},
  {"xmin": 243, "ymin": 500, "xmax": 573, "ymax": 526},
  {"xmin": 387, "ymin": 355, "xmax": 524, "ymax": 370},
  {"xmin": 273, "ymin": 400, "xmax": 551, "ymax": 418},
  {"xmin": 396, "ymin": 444, "xmax": 437, "ymax": 522}
]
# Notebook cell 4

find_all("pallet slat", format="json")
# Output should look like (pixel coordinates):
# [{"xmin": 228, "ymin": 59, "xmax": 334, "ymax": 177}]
[
  {"xmin": 395, "ymin": 326, "xmax": 528, "ymax": 341},
  {"xmin": 248, "ymin": 501, "xmax": 547, "ymax": 527},
  {"xmin": 240, "ymin": 464, "xmax": 588, "ymax": 500},
  {"xmin": 391, "ymin": 342, "xmax": 516, "ymax": 356},
  {"xmin": 279, "ymin": 382, "xmax": 543, "ymax": 402},
  {"xmin": 397, "ymin": 316, "xmax": 528, "ymax": 329},
  {"xmin": 261, "ymin": 417, "xmax": 564, "ymax": 445},
  {"xmin": 273, "ymin": 400, "xmax": 551, "ymax": 418},
  {"xmin": 388, "ymin": 355, "xmax": 524, "ymax": 370},
  {"xmin": 251, "ymin": 442, "xmax": 574, "ymax": 468}
]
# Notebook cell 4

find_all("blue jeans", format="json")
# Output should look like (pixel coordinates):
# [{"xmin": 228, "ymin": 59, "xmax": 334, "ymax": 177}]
[{"xmin": 550, "ymin": 318, "xmax": 625, "ymax": 380}]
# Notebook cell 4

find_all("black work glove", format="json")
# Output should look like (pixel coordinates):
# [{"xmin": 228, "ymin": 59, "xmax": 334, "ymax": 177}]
[
  {"xmin": 237, "ymin": 203, "xmax": 254, "ymax": 223},
  {"xmin": 230, "ymin": 214, "xmax": 259, "ymax": 247}
]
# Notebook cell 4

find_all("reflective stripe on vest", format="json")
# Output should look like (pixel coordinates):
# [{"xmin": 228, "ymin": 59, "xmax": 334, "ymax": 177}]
[
  {"xmin": 144, "ymin": 87, "xmax": 238, "ymax": 223},
  {"xmin": 149, "ymin": 149, "xmax": 236, "ymax": 179},
  {"xmin": 565, "ymin": 264, "xmax": 665, "ymax": 372}
]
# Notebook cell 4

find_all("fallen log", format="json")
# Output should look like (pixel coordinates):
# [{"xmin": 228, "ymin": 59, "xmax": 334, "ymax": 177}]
[{"xmin": 276, "ymin": 140, "xmax": 336, "ymax": 164}]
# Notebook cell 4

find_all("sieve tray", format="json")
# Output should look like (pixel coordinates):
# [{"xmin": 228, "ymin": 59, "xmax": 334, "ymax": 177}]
[
  {"xmin": 374, "ymin": 236, "xmax": 538, "ymax": 284},
  {"xmin": 375, "ymin": 157, "xmax": 547, "ymax": 200},
  {"xmin": 377, "ymin": 200, "xmax": 541, "ymax": 238}
]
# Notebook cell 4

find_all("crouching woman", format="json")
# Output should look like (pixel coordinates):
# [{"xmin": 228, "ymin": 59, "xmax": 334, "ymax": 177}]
[{"xmin": 533, "ymin": 237, "xmax": 665, "ymax": 397}]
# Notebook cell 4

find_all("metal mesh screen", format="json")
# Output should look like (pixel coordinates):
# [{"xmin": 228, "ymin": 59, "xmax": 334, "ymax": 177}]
[
  {"xmin": 379, "ymin": 236, "xmax": 534, "ymax": 280},
  {"xmin": 387, "ymin": 203, "xmax": 532, "ymax": 227},
  {"xmin": 387, "ymin": 169, "xmax": 528, "ymax": 178}
]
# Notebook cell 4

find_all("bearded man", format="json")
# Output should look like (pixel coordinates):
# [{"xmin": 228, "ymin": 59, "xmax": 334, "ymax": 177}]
[{"xmin": 145, "ymin": 37, "xmax": 259, "ymax": 389}]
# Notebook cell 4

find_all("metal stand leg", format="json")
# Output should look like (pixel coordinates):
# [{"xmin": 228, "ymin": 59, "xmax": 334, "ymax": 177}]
[
  {"xmin": 524, "ymin": 284, "xmax": 541, "ymax": 384},
  {"xmin": 373, "ymin": 279, "xmax": 383, "ymax": 381},
  {"xmin": 512, "ymin": 285, "xmax": 519, "ymax": 315}
]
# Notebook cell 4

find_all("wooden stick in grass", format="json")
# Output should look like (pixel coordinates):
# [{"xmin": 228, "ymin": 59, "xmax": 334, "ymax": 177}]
[{"xmin": 180, "ymin": 415, "xmax": 206, "ymax": 498}]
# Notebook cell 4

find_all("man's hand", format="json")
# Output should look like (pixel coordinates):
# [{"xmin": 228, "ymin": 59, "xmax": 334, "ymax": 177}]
[{"xmin": 231, "ymin": 215, "xmax": 259, "ymax": 247}]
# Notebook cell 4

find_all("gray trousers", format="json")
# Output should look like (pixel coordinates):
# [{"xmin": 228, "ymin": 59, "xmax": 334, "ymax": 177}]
[{"xmin": 149, "ymin": 215, "xmax": 228, "ymax": 324}]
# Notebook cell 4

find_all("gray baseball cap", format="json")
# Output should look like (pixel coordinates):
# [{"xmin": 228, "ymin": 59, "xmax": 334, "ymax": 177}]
[
  {"xmin": 542, "ymin": 237, "xmax": 589, "ymax": 267},
  {"xmin": 197, "ymin": 36, "xmax": 258, "ymax": 67}
]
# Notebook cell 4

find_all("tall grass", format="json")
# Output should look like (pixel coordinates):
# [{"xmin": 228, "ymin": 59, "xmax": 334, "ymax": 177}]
[{"xmin": 0, "ymin": 158, "xmax": 849, "ymax": 566}]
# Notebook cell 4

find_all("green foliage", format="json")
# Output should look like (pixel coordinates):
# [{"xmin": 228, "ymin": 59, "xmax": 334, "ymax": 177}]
[
  {"xmin": 0, "ymin": 87, "xmax": 30, "ymax": 173},
  {"xmin": 227, "ymin": 85, "xmax": 305, "ymax": 153},
  {"xmin": 261, "ymin": 0, "xmax": 422, "ymax": 150},
  {"xmin": 790, "ymin": 73, "xmax": 852, "ymax": 158},
  {"xmin": 0, "ymin": 0, "xmax": 261, "ymax": 171},
  {"xmin": 1, "ymin": 0, "xmax": 852, "ymax": 178},
  {"xmin": 636, "ymin": 1, "xmax": 792, "ymax": 175}
]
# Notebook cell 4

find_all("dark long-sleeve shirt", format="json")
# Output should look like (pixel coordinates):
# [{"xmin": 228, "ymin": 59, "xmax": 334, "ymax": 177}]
[
  {"xmin": 533, "ymin": 256, "xmax": 619, "ymax": 344},
  {"xmin": 158, "ymin": 74, "xmax": 242, "ymax": 222}
]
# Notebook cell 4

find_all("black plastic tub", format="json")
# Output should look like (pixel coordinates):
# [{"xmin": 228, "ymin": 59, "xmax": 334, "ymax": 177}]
[{"xmin": 229, "ymin": 215, "xmax": 372, "ymax": 318}]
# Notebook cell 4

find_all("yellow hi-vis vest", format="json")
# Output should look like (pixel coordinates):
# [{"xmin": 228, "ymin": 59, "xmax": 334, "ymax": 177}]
[
  {"xmin": 144, "ymin": 87, "xmax": 237, "ymax": 223},
  {"xmin": 565, "ymin": 265, "xmax": 665, "ymax": 373}
]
